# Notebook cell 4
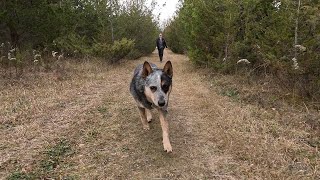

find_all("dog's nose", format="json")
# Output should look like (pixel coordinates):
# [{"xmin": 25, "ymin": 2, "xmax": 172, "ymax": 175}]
[{"xmin": 158, "ymin": 100, "xmax": 165, "ymax": 107}]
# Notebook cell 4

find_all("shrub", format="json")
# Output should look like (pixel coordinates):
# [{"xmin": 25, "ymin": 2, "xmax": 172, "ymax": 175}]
[
  {"xmin": 126, "ymin": 49, "xmax": 143, "ymax": 59},
  {"xmin": 110, "ymin": 38, "xmax": 134, "ymax": 62},
  {"xmin": 92, "ymin": 38, "xmax": 134, "ymax": 63},
  {"xmin": 54, "ymin": 34, "xmax": 91, "ymax": 57}
]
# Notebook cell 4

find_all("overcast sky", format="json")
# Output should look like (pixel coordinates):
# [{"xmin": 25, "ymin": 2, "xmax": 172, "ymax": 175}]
[{"xmin": 146, "ymin": 0, "xmax": 180, "ymax": 26}]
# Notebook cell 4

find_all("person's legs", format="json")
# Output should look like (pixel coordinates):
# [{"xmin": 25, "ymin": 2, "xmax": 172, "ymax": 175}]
[
  {"xmin": 158, "ymin": 48, "xmax": 164, "ymax": 62},
  {"xmin": 158, "ymin": 49, "xmax": 161, "ymax": 61}
]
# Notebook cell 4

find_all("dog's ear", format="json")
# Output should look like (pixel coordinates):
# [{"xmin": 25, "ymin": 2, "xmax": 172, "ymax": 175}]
[
  {"xmin": 142, "ymin": 61, "xmax": 153, "ymax": 78},
  {"xmin": 163, "ymin": 61, "xmax": 173, "ymax": 78}
]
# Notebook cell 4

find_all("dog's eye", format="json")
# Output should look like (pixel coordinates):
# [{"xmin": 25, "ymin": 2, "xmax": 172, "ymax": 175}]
[
  {"xmin": 150, "ymin": 86, "xmax": 157, "ymax": 92},
  {"xmin": 162, "ymin": 85, "xmax": 168, "ymax": 90},
  {"xmin": 162, "ymin": 85, "xmax": 170, "ymax": 93}
]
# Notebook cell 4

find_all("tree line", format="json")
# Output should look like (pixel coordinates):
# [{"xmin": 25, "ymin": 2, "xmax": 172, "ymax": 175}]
[
  {"xmin": 164, "ymin": 0, "xmax": 320, "ymax": 100},
  {"xmin": 0, "ymin": 0, "xmax": 159, "ymax": 76}
]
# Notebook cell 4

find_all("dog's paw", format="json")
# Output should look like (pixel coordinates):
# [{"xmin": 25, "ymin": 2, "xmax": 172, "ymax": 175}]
[
  {"xmin": 143, "ymin": 125, "xmax": 150, "ymax": 130},
  {"xmin": 163, "ymin": 141, "xmax": 172, "ymax": 153},
  {"xmin": 146, "ymin": 111, "xmax": 153, "ymax": 123},
  {"xmin": 147, "ymin": 117, "xmax": 153, "ymax": 123}
]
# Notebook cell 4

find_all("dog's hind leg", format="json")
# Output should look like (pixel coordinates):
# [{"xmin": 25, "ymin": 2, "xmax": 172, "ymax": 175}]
[
  {"xmin": 138, "ymin": 107, "xmax": 150, "ymax": 130},
  {"xmin": 146, "ymin": 109, "xmax": 153, "ymax": 123},
  {"xmin": 158, "ymin": 109, "xmax": 172, "ymax": 152}
]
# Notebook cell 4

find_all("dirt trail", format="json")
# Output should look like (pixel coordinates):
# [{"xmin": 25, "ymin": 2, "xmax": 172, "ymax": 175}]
[{"xmin": 0, "ymin": 50, "xmax": 319, "ymax": 179}]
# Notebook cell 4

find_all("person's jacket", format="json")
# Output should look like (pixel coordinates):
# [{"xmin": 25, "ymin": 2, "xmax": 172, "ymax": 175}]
[{"xmin": 156, "ymin": 37, "xmax": 168, "ymax": 49}]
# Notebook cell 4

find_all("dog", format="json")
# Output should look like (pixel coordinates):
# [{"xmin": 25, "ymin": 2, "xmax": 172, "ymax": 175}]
[{"xmin": 130, "ymin": 61, "xmax": 173, "ymax": 152}]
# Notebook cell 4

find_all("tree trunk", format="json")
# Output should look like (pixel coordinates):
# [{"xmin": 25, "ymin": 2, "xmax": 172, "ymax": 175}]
[
  {"xmin": 294, "ymin": 0, "xmax": 301, "ymax": 59},
  {"xmin": 110, "ymin": 19, "xmax": 114, "ymax": 43},
  {"xmin": 7, "ymin": 20, "xmax": 19, "ymax": 47},
  {"xmin": 224, "ymin": 13, "xmax": 232, "ymax": 62}
]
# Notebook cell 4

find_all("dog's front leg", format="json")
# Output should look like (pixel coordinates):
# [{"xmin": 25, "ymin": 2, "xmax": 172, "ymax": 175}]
[
  {"xmin": 145, "ymin": 109, "xmax": 153, "ymax": 123},
  {"xmin": 138, "ymin": 107, "xmax": 150, "ymax": 130},
  {"xmin": 159, "ymin": 109, "xmax": 172, "ymax": 152}
]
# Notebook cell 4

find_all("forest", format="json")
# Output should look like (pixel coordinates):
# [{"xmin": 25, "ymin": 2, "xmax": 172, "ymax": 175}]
[
  {"xmin": 164, "ymin": 0, "xmax": 320, "ymax": 102},
  {"xmin": 0, "ymin": 0, "xmax": 159, "ymax": 72}
]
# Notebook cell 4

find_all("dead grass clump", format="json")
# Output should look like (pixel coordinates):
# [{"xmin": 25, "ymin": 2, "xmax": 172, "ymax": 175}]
[{"xmin": 7, "ymin": 139, "xmax": 75, "ymax": 180}]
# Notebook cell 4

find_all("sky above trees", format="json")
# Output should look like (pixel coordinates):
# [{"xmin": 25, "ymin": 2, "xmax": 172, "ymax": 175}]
[{"xmin": 146, "ymin": 0, "xmax": 180, "ymax": 23}]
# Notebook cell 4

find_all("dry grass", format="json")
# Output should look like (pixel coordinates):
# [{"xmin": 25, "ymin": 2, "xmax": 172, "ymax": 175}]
[{"xmin": 0, "ymin": 50, "xmax": 319, "ymax": 179}]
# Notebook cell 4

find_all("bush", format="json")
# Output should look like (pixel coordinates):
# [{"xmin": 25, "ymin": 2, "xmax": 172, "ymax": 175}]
[
  {"xmin": 54, "ymin": 34, "xmax": 91, "ymax": 57},
  {"xmin": 92, "ymin": 38, "xmax": 134, "ymax": 63},
  {"xmin": 92, "ymin": 43, "xmax": 109, "ymax": 57},
  {"xmin": 126, "ymin": 49, "xmax": 143, "ymax": 59}
]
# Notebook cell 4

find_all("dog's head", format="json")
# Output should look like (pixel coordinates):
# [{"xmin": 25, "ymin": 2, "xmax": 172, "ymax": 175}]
[{"xmin": 142, "ymin": 61, "xmax": 173, "ymax": 109}]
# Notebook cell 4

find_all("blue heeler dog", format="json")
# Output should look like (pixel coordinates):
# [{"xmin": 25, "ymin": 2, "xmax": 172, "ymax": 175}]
[{"xmin": 130, "ymin": 61, "xmax": 173, "ymax": 152}]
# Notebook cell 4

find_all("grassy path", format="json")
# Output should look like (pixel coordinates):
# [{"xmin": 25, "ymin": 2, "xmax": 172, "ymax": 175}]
[{"xmin": 0, "ymin": 50, "xmax": 319, "ymax": 179}]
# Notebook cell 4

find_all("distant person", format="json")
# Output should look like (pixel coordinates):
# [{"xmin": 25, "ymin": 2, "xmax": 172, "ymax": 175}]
[{"xmin": 156, "ymin": 33, "xmax": 168, "ymax": 63}]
